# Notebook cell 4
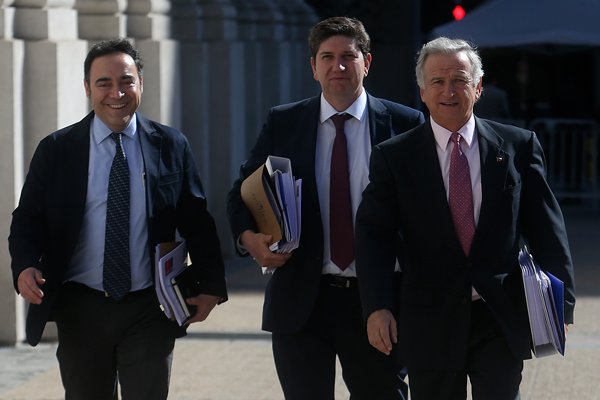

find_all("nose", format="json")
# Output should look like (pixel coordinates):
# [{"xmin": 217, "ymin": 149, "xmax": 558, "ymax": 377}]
[
  {"xmin": 334, "ymin": 57, "xmax": 346, "ymax": 72},
  {"xmin": 444, "ymin": 82, "xmax": 456, "ymax": 97},
  {"xmin": 110, "ymin": 88, "xmax": 125, "ymax": 98}
]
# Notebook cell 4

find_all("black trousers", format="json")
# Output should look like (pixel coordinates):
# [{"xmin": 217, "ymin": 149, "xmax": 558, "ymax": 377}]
[
  {"xmin": 53, "ymin": 282, "xmax": 176, "ymax": 400},
  {"xmin": 408, "ymin": 300, "xmax": 523, "ymax": 400},
  {"xmin": 271, "ymin": 275, "xmax": 407, "ymax": 400}
]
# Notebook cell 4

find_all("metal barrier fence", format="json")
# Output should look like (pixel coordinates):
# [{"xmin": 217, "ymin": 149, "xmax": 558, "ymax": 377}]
[{"xmin": 529, "ymin": 118, "xmax": 599, "ymax": 205}]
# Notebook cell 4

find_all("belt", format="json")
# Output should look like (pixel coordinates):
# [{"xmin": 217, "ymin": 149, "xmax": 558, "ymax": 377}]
[
  {"xmin": 322, "ymin": 274, "xmax": 357, "ymax": 289},
  {"xmin": 63, "ymin": 281, "xmax": 152, "ymax": 300}
]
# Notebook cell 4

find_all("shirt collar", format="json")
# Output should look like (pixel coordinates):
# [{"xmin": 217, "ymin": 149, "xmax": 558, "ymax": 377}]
[
  {"xmin": 431, "ymin": 114, "xmax": 476, "ymax": 151},
  {"xmin": 319, "ymin": 89, "xmax": 367, "ymax": 123},
  {"xmin": 92, "ymin": 113, "xmax": 138, "ymax": 145}
]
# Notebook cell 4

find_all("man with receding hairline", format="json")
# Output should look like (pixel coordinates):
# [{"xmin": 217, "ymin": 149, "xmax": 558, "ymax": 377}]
[{"xmin": 9, "ymin": 38, "xmax": 227, "ymax": 400}]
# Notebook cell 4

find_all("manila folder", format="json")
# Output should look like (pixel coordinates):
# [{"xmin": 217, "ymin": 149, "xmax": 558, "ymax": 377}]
[{"xmin": 240, "ymin": 164, "xmax": 283, "ymax": 243}]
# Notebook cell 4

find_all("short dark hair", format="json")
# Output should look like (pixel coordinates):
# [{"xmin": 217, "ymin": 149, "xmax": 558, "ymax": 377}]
[
  {"xmin": 84, "ymin": 38, "xmax": 143, "ymax": 84},
  {"xmin": 308, "ymin": 16, "xmax": 370, "ymax": 59}
]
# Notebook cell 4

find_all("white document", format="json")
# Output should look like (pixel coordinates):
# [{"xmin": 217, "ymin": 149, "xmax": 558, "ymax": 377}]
[
  {"xmin": 265, "ymin": 156, "xmax": 302, "ymax": 255},
  {"xmin": 257, "ymin": 156, "xmax": 302, "ymax": 273},
  {"xmin": 518, "ymin": 245, "xmax": 565, "ymax": 357},
  {"xmin": 155, "ymin": 241, "xmax": 191, "ymax": 326}
]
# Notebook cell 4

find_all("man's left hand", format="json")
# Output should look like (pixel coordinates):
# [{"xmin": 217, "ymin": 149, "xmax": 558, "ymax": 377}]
[{"xmin": 185, "ymin": 294, "xmax": 221, "ymax": 324}]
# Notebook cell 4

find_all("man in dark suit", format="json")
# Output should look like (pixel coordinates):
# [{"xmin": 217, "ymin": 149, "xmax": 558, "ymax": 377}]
[
  {"xmin": 356, "ymin": 37, "xmax": 575, "ymax": 400},
  {"xmin": 9, "ymin": 38, "xmax": 227, "ymax": 400},
  {"xmin": 227, "ymin": 17, "xmax": 424, "ymax": 400}
]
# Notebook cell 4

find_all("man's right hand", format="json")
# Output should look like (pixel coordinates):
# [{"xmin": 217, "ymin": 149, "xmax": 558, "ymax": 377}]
[
  {"xmin": 240, "ymin": 230, "xmax": 291, "ymax": 269},
  {"xmin": 17, "ymin": 267, "xmax": 45, "ymax": 305},
  {"xmin": 367, "ymin": 309, "xmax": 398, "ymax": 355}
]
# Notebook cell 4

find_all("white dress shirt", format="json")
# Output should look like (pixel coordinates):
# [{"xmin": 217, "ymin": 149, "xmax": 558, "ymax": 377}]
[
  {"xmin": 431, "ymin": 115, "xmax": 482, "ymax": 299},
  {"xmin": 315, "ymin": 90, "xmax": 371, "ymax": 277}
]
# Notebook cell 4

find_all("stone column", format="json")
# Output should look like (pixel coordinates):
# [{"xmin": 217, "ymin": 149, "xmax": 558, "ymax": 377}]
[
  {"xmin": 14, "ymin": 0, "xmax": 88, "ymax": 160},
  {"xmin": 192, "ymin": 0, "xmax": 243, "ymax": 257},
  {"xmin": 273, "ymin": 0, "xmax": 318, "ymax": 102},
  {"xmin": 128, "ymin": 0, "xmax": 181, "ymax": 128},
  {"xmin": 230, "ymin": 0, "xmax": 262, "ymax": 148},
  {"xmin": 75, "ymin": 0, "xmax": 127, "ymax": 40},
  {"xmin": 248, "ymin": 0, "xmax": 285, "ymax": 118},
  {"xmin": 11, "ymin": 0, "xmax": 87, "ymax": 344},
  {"xmin": 0, "ymin": 0, "xmax": 24, "ymax": 344}
]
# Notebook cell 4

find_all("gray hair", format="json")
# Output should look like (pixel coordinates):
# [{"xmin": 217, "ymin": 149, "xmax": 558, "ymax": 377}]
[{"xmin": 415, "ymin": 37, "xmax": 484, "ymax": 89}]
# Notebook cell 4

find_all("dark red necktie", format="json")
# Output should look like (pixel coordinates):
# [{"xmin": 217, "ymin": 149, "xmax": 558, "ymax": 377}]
[
  {"xmin": 448, "ymin": 132, "xmax": 475, "ymax": 256},
  {"xmin": 329, "ymin": 113, "xmax": 354, "ymax": 270}
]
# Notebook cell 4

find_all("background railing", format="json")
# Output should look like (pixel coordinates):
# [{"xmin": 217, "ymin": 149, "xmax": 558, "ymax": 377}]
[{"xmin": 529, "ymin": 118, "xmax": 599, "ymax": 207}]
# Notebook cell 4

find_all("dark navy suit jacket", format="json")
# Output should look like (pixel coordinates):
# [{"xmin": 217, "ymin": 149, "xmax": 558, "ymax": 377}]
[
  {"xmin": 227, "ymin": 93, "xmax": 424, "ymax": 334},
  {"xmin": 9, "ymin": 112, "xmax": 228, "ymax": 346},
  {"xmin": 356, "ymin": 118, "xmax": 576, "ymax": 370}
]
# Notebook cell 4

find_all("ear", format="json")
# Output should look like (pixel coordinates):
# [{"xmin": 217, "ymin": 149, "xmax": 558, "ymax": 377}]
[
  {"xmin": 475, "ymin": 78, "xmax": 483, "ymax": 100},
  {"xmin": 419, "ymin": 87, "xmax": 425, "ymax": 102},
  {"xmin": 84, "ymin": 79, "xmax": 91, "ymax": 98},
  {"xmin": 139, "ymin": 75, "xmax": 144, "ymax": 93},
  {"xmin": 310, "ymin": 57, "xmax": 318, "ymax": 81},
  {"xmin": 363, "ymin": 53, "xmax": 372, "ymax": 77}
]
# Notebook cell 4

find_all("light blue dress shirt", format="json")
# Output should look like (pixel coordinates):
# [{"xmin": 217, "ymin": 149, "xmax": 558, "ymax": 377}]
[{"xmin": 65, "ymin": 114, "xmax": 152, "ymax": 292}]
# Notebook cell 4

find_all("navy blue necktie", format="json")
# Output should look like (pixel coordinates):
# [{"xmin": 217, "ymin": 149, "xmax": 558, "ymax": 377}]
[{"xmin": 103, "ymin": 132, "xmax": 131, "ymax": 300}]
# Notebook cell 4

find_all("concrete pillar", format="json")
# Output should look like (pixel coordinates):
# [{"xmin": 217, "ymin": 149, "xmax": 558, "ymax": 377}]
[
  {"xmin": 0, "ymin": 28, "xmax": 24, "ymax": 344},
  {"xmin": 127, "ymin": 0, "xmax": 172, "ymax": 40},
  {"xmin": 273, "ymin": 0, "xmax": 318, "ymax": 102},
  {"xmin": 230, "ymin": 0, "xmax": 262, "ymax": 149},
  {"xmin": 127, "ymin": 0, "xmax": 180, "ymax": 126},
  {"xmin": 136, "ymin": 40, "xmax": 182, "ymax": 128},
  {"xmin": 75, "ymin": 0, "xmax": 127, "ymax": 40},
  {"xmin": 248, "ymin": 0, "xmax": 285, "ymax": 119},
  {"xmin": 12, "ymin": 0, "xmax": 88, "ymax": 344},
  {"xmin": 190, "ymin": 0, "xmax": 244, "ymax": 257}
]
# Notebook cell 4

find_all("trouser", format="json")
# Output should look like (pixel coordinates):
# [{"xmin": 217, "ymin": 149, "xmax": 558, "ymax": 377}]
[
  {"xmin": 272, "ymin": 274, "xmax": 407, "ymax": 400},
  {"xmin": 53, "ymin": 282, "xmax": 176, "ymax": 400}
]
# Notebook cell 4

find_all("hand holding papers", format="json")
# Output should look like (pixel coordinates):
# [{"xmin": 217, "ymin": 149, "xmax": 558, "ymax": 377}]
[
  {"xmin": 519, "ymin": 245, "xmax": 565, "ymax": 357},
  {"xmin": 241, "ymin": 156, "xmax": 302, "ymax": 254},
  {"xmin": 155, "ymin": 241, "xmax": 201, "ymax": 326}
]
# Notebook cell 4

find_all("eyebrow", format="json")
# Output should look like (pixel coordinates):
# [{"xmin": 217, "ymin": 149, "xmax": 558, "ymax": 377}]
[{"xmin": 94, "ymin": 74, "xmax": 136, "ymax": 85}]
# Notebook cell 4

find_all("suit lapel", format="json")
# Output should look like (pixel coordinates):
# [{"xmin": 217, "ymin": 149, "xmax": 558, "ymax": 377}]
[
  {"xmin": 292, "ymin": 96, "xmax": 321, "ymax": 181},
  {"xmin": 473, "ymin": 118, "xmax": 508, "ymax": 250},
  {"xmin": 367, "ymin": 95, "xmax": 393, "ymax": 146},
  {"xmin": 411, "ymin": 122, "xmax": 457, "ymax": 232},
  {"xmin": 136, "ymin": 113, "xmax": 161, "ymax": 218},
  {"xmin": 62, "ymin": 114, "xmax": 93, "ymax": 243}
]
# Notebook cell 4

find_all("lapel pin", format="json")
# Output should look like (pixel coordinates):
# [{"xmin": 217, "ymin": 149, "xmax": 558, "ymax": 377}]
[{"xmin": 496, "ymin": 154, "xmax": 504, "ymax": 163}]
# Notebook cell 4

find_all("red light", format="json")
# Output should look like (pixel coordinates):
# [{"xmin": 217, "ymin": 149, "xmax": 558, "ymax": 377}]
[{"xmin": 452, "ymin": 4, "xmax": 466, "ymax": 20}]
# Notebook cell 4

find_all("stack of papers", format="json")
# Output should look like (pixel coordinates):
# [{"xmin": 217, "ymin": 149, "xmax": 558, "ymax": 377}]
[
  {"xmin": 518, "ymin": 245, "xmax": 565, "ymax": 357},
  {"xmin": 155, "ymin": 241, "xmax": 196, "ymax": 326},
  {"xmin": 241, "ymin": 155, "xmax": 302, "ymax": 254}
]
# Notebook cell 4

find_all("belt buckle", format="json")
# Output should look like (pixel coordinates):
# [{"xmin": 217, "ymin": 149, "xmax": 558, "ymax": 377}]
[{"xmin": 330, "ymin": 276, "xmax": 351, "ymax": 288}]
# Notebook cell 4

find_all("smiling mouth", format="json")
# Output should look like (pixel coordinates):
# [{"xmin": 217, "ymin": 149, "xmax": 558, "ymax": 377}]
[{"xmin": 108, "ymin": 103, "xmax": 126, "ymax": 109}]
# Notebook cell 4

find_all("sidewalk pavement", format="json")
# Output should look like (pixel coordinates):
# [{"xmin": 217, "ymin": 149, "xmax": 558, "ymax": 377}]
[{"xmin": 1, "ymin": 206, "xmax": 598, "ymax": 400}]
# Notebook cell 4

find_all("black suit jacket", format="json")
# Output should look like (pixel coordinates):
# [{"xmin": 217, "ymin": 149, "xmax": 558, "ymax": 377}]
[
  {"xmin": 356, "ymin": 118, "xmax": 576, "ymax": 370},
  {"xmin": 9, "ymin": 112, "xmax": 228, "ymax": 346},
  {"xmin": 227, "ymin": 94, "xmax": 424, "ymax": 334}
]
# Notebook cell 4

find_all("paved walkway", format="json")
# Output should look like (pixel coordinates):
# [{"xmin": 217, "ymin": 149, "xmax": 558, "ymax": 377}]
[{"xmin": 1, "ymin": 206, "xmax": 598, "ymax": 399}]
